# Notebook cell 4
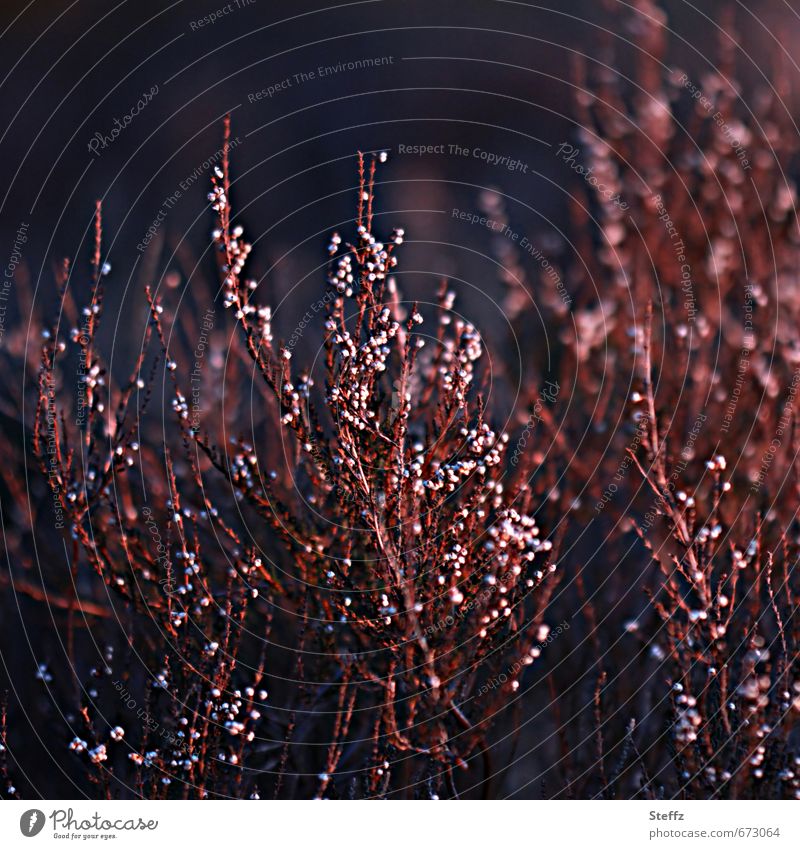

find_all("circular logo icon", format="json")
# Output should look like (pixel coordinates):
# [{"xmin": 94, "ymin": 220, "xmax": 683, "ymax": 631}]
[{"xmin": 20, "ymin": 809, "xmax": 46, "ymax": 837}]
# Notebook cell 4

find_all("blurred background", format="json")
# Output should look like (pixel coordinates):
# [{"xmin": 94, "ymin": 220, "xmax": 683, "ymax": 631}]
[{"xmin": 2, "ymin": 0, "xmax": 796, "ymax": 356}]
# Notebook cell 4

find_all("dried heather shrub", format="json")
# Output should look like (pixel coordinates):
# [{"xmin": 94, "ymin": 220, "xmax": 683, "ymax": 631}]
[
  {"xmin": 24, "ymin": 124, "xmax": 560, "ymax": 799},
  {"xmin": 203, "ymin": 128, "xmax": 560, "ymax": 797}
]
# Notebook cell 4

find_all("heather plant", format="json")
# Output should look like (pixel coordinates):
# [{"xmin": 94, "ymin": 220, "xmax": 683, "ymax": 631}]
[
  {"xmin": 533, "ymin": 6, "xmax": 800, "ymax": 799},
  {"xmin": 23, "ymin": 120, "xmax": 561, "ymax": 799}
]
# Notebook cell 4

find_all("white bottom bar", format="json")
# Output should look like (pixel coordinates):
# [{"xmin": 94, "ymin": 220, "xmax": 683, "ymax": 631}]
[{"xmin": 0, "ymin": 800, "xmax": 796, "ymax": 847}]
